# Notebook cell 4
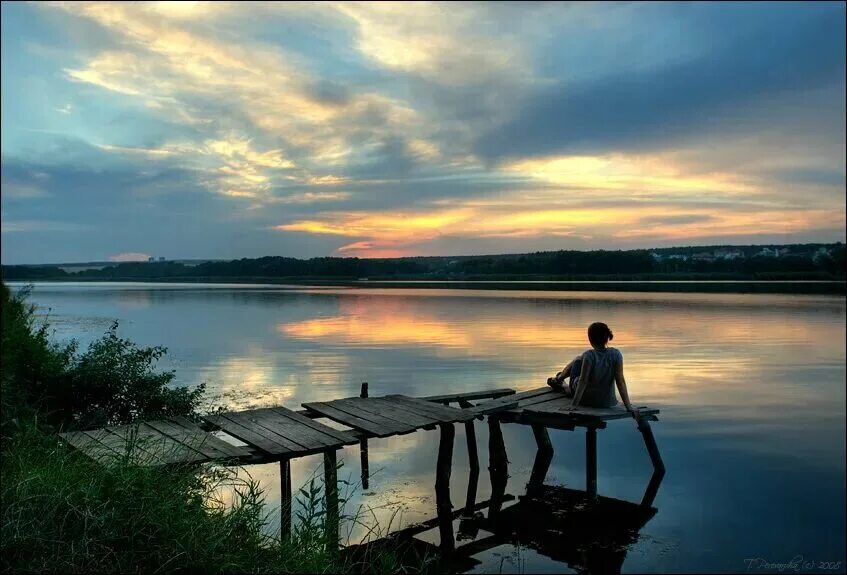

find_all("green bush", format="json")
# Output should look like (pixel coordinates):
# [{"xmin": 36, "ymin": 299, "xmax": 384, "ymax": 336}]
[{"xmin": 1, "ymin": 284, "xmax": 202, "ymax": 432}]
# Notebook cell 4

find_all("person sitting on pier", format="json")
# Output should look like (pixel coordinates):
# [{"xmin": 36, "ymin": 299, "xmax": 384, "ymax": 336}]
[{"xmin": 547, "ymin": 322, "xmax": 640, "ymax": 419}]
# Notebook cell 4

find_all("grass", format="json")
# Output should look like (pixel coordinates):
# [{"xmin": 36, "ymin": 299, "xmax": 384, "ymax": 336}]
[{"xmin": 0, "ymin": 282, "xmax": 427, "ymax": 574}]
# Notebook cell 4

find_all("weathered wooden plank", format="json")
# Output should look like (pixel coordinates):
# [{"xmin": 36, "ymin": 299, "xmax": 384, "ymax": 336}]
[
  {"xmin": 380, "ymin": 395, "xmax": 457, "ymax": 421},
  {"xmin": 525, "ymin": 401, "xmax": 660, "ymax": 421},
  {"xmin": 60, "ymin": 430, "xmax": 122, "ymax": 465},
  {"xmin": 342, "ymin": 397, "xmax": 437, "ymax": 429},
  {"xmin": 385, "ymin": 395, "xmax": 476, "ymax": 422},
  {"xmin": 363, "ymin": 397, "xmax": 437, "ymax": 428},
  {"xmin": 502, "ymin": 387, "xmax": 553, "ymax": 402},
  {"xmin": 329, "ymin": 399, "xmax": 417, "ymax": 434},
  {"xmin": 301, "ymin": 402, "xmax": 393, "ymax": 437},
  {"xmin": 333, "ymin": 397, "xmax": 424, "ymax": 428},
  {"xmin": 234, "ymin": 409, "xmax": 319, "ymax": 451},
  {"xmin": 83, "ymin": 427, "xmax": 134, "ymax": 455},
  {"xmin": 168, "ymin": 415, "xmax": 205, "ymax": 431},
  {"xmin": 145, "ymin": 419, "xmax": 249, "ymax": 460},
  {"xmin": 88, "ymin": 426, "xmax": 150, "ymax": 464},
  {"xmin": 420, "ymin": 388, "xmax": 516, "ymax": 404},
  {"xmin": 382, "ymin": 395, "xmax": 456, "ymax": 426},
  {"xmin": 499, "ymin": 395, "xmax": 570, "ymax": 418},
  {"xmin": 93, "ymin": 425, "xmax": 177, "ymax": 466},
  {"xmin": 468, "ymin": 388, "xmax": 554, "ymax": 415},
  {"xmin": 203, "ymin": 413, "xmax": 293, "ymax": 455},
  {"xmin": 248, "ymin": 408, "xmax": 344, "ymax": 450},
  {"xmin": 513, "ymin": 392, "xmax": 568, "ymax": 409},
  {"xmin": 225, "ymin": 410, "xmax": 312, "ymax": 451},
  {"xmin": 270, "ymin": 407, "xmax": 359, "ymax": 445},
  {"xmin": 170, "ymin": 415, "xmax": 261, "ymax": 456},
  {"xmin": 119, "ymin": 423, "xmax": 207, "ymax": 465},
  {"xmin": 141, "ymin": 419, "xmax": 222, "ymax": 459}
]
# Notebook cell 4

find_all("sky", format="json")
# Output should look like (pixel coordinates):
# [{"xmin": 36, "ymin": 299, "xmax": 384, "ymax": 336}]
[{"xmin": 1, "ymin": 1, "xmax": 845, "ymax": 264}]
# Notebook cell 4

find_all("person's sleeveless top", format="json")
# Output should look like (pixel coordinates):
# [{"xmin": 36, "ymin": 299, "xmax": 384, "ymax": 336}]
[{"xmin": 579, "ymin": 347, "xmax": 622, "ymax": 408}]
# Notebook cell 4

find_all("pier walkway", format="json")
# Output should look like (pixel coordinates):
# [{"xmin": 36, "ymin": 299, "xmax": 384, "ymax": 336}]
[{"xmin": 58, "ymin": 384, "xmax": 663, "ymax": 540}]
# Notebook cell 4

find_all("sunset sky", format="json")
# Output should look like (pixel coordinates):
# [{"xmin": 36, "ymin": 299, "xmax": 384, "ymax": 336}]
[{"xmin": 1, "ymin": 1, "xmax": 845, "ymax": 264}]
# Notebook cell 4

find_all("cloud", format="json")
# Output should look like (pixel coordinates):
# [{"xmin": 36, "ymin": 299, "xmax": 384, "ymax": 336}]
[
  {"xmin": 1, "ymin": 220, "xmax": 88, "ymax": 233},
  {"xmin": 502, "ymin": 154, "xmax": 756, "ymax": 196},
  {"xmin": 332, "ymin": 1, "xmax": 527, "ymax": 84},
  {"xmin": 1, "ymin": 182, "xmax": 50, "ymax": 199},
  {"xmin": 95, "ymin": 144, "xmax": 174, "ymax": 158},
  {"xmin": 273, "ymin": 182, "xmax": 845, "ymax": 257},
  {"xmin": 2, "ymin": 1, "xmax": 843, "ymax": 263},
  {"xmin": 475, "ymin": 4, "xmax": 846, "ymax": 160},
  {"xmin": 46, "ymin": 2, "xmax": 443, "ymax": 205}
]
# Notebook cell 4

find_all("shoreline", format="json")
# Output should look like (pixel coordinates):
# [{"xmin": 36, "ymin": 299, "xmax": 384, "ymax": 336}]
[{"xmin": 7, "ymin": 278, "xmax": 846, "ymax": 295}]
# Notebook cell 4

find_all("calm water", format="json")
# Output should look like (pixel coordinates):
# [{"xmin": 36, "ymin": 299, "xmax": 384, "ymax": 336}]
[{"xmin": 13, "ymin": 282, "xmax": 847, "ymax": 573}]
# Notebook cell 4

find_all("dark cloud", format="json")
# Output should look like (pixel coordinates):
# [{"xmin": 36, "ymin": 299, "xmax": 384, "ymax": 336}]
[
  {"xmin": 638, "ymin": 214, "xmax": 717, "ymax": 226},
  {"xmin": 474, "ymin": 5, "xmax": 846, "ymax": 161},
  {"xmin": 764, "ymin": 167, "xmax": 846, "ymax": 188},
  {"xmin": 305, "ymin": 79, "xmax": 352, "ymax": 107}
]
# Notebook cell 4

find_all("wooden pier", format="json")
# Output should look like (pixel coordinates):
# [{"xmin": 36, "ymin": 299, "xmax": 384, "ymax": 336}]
[{"xmin": 58, "ymin": 383, "xmax": 664, "ymax": 547}]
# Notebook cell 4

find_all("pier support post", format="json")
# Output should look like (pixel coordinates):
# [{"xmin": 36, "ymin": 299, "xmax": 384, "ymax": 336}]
[
  {"xmin": 586, "ymin": 427, "xmax": 597, "ymax": 499},
  {"xmin": 324, "ymin": 449, "xmax": 339, "ymax": 555},
  {"xmin": 637, "ymin": 418, "xmax": 665, "ymax": 475},
  {"xmin": 528, "ymin": 425, "xmax": 553, "ymax": 494},
  {"xmin": 637, "ymin": 418, "xmax": 665, "ymax": 508},
  {"xmin": 487, "ymin": 417, "xmax": 508, "ymax": 518},
  {"xmin": 640, "ymin": 469, "xmax": 665, "ymax": 509},
  {"xmin": 435, "ymin": 423, "xmax": 456, "ymax": 552},
  {"xmin": 359, "ymin": 382, "xmax": 370, "ymax": 490},
  {"xmin": 532, "ymin": 424, "xmax": 553, "ymax": 453},
  {"xmin": 280, "ymin": 458, "xmax": 292, "ymax": 541},
  {"xmin": 460, "ymin": 399, "xmax": 480, "ymax": 514}
]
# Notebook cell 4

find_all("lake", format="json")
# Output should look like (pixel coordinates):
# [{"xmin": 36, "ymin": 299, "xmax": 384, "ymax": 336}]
[{"xmin": 12, "ymin": 282, "xmax": 846, "ymax": 573}]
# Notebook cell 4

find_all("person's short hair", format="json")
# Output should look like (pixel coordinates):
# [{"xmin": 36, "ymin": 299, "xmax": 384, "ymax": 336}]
[{"xmin": 587, "ymin": 322, "xmax": 613, "ymax": 348}]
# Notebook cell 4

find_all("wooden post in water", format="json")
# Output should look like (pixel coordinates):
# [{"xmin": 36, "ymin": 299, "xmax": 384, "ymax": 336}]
[
  {"xmin": 459, "ymin": 399, "xmax": 479, "ymax": 514},
  {"xmin": 435, "ymin": 423, "xmax": 455, "ymax": 503},
  {"xmin": 359, "ymin": 382, "xmax": 369, "ymax": 490},
  {"xmin": 637, "ymin": 418, "xmax": 665, "ymax": 508},
  {"xmin": 435, "ymin": 423, "xmax": 456, "ymax": 552},
  {"xmin": 280, "ymin": 458, "xmax": 292, "ymax": 541},
  {"xmin": 586, "ymin": 427, "xmax": 597, "ymax": 499},
  {"xmin": 487, "ymin": 417, "xmax": 508, "ymax": 518},
  {"xmin": 637, "ymin": 419, "xmax": 665, "ymax": 475},
  {"xmin": 324, "ymin": 449, "xmax": 339, "ymax": 555},
  {"xmin": 528, "ymin": 425, "xmax": 553, "ymax": 494},
  {"xmin": 640, "ymin": 469, "xmax": 665, "ymax": 509}
]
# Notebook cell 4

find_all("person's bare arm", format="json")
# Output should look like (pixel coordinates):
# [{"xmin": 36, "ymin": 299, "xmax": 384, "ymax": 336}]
[
  {"xmin": 571, "ymin": 355, "xmax": 591, "ymax": 407},
  {"xmin": 614, "ymin": 357, "xmax": 640, "ymax": 420}
]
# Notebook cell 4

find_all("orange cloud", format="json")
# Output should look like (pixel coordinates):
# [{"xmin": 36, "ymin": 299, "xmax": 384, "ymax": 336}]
[{"xmin": 504, "ymin": 154, "xmax": 756, "ymax": 195}]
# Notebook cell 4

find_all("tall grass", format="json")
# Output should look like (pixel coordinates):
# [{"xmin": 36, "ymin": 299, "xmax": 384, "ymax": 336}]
[{"xmin": 0, "ymin": 283, "xmax": 423, "ymax": 573}]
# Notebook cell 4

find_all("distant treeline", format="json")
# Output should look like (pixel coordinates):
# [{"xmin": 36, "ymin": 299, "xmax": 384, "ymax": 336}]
[{"xmin": 3, "ymin": 243, "xmax": 845, "ymax": 282}]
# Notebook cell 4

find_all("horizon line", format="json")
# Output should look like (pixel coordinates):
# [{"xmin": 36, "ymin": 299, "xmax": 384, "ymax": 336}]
[{"xmin": 4, "ymin": 240, "xmax": 844, "ymax": 268}]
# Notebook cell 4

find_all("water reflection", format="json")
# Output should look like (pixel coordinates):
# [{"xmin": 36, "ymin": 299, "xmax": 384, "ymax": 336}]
[
  {"xmin": 16, "ymin": 283, "xmax": 847, "ymax": 572},
  {"xmin": 348, "ymin": 433, "xmax": 664, "ymax": 575}
]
